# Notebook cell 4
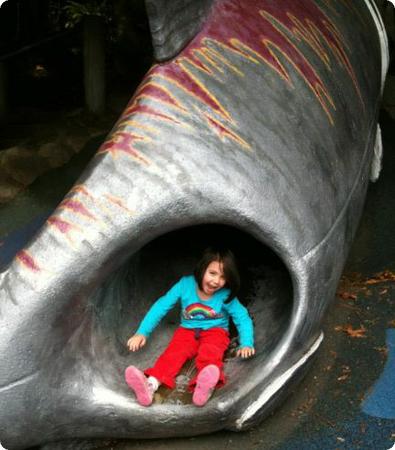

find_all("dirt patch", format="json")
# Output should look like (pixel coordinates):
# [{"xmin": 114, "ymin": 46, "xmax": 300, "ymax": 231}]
[{"xmin": 0, "ymin": 109, "xmax": 116, "ymax": 204}]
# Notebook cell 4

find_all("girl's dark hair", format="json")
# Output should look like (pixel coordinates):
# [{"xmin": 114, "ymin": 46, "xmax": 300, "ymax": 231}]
[{"xmin": 194, "ymin": 247, "xmax": 240, "ymax": 303}]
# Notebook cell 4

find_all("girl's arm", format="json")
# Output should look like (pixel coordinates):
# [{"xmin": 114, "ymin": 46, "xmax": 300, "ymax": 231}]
[
  {"xmin": 130, "ymin": 277, "xmax": 184, "ymax": 342},
  {"xmin": 236, "ymin": 346, "xmax": 255, "ymax": 358},
  {"xmin": 127, "ymin": 334, "xmax": 146, "ymax": 351},
  {"xmin": 225, "ymin": 298, "xmax": 255, "ymax": 357}
]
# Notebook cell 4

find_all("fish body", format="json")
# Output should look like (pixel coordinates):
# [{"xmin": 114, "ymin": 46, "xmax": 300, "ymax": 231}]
[{"xmin": 0, "ymin": 0, "xmax": 388, "ymax": 448}]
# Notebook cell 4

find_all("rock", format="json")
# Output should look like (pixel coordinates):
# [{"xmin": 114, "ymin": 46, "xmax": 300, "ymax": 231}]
[
  {"xmin": 38, "ymin": 141, "xmax": 74, "ymax": 168},
  {"xmin": 0, "ymin": 146, "xmax": 49, "ymax": 185},
  {"xmin": 0, "ymin": 167, "xmax": 24, "ymax": 204}
]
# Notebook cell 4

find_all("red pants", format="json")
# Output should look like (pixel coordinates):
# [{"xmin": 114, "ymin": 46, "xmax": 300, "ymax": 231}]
[{"xmin": 145, "ymin": 327, "xmax": 230, "ymax": 390}]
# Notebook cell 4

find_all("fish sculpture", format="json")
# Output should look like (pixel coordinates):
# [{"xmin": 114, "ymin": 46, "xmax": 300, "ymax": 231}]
[{"xmin": 0, "ymin": 0, "xmax": 389, "ymax": 448}]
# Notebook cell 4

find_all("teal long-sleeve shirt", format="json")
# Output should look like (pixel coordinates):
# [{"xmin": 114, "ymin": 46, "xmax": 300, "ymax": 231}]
[{"xmin": 136, "ymin": 275, "xmax": 254, "ymax": 348}]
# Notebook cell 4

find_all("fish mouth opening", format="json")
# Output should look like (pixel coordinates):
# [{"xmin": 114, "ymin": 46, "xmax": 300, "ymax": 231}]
[{"xmin": 90, "ymin": 223, "xmax": 293, "ymax": 404}]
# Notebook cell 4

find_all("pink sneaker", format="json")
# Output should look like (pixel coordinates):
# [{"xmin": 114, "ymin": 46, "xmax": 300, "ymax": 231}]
[
  {"xmin": 192, "ymin": 364, "xmax": 220, "ymax": 406},
  {"xmin": 125, "ymin": 366, "xmax": 153, "ymax": 406}
]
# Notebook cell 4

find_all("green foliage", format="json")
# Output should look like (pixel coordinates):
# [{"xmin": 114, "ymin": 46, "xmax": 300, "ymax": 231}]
[{"xmin": 63, "ymin": 0, "xmax": 109, "ymax": 28}]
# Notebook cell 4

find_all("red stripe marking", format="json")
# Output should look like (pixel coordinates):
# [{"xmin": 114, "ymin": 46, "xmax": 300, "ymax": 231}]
[
  {"xmin": 125, "ymin": 103, "xmax": 182, "ymax": 125},
  {"xmin": 99, "ymin": 132, "xmax": 151, "ymax": 165},
  {"xmin": 16, "ymin": 250, "xmax": 40, "ymax": 272},
  {"xmin": 147, "ymin": 0, "xmax": 360, "ymax": 124},
  {"xmin": 47, "ymin": 216, "xmax": 74, "ymax": 234},
  {"xmin": 59, "ymin": 199, "xmax": 96, "ymax": 219},
  {"xmin": 134, "ymin": 82, "xmax": 188, "ymax": 112}
]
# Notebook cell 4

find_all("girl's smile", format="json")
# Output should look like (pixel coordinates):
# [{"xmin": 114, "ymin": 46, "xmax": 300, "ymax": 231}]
[{"xmin": 199, "ymin": 261, "xmax": 226, "ymax": 299}]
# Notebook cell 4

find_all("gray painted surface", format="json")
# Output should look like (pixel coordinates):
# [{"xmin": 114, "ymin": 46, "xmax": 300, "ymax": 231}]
[{"xmin": 0, "ymin": 0, "xmax": 386, "ymax": 448}]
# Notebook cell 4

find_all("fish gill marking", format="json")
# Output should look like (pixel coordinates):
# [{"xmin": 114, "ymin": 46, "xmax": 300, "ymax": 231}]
[
  {"xmin": 116, "ymin": 118, "xmax": 158, "ymax": 135},
  {"xmin": 257, "ymin": 10, "xmax": 337, "ymax": 124},
  {"xmin": 69, "ymin": 185, "xmax": 109, "ymax": 216},
  {"xmin": 104, "ymin": 194, "xmax": 135, "ymax": 215},
  {"xmin": 192, "ymin": 48, "xmax": 226, "ymax": 75},
  {"xmin": 46, "ymin": 216, "xmax": 83, "ymax": 247},
  {"xmin": 153, "ymin": 57, "xmax": 254, "ymax": 150},
  {"xmin": 175, "ymin": 58, "xmax": 234, "ymax": 123},
  {"xmin": 199, "ymin": 43, "xmax": 245, "ymax": 77},
  {"xmin": 320, "ymin": 15, "xmax": 351, "ymax": 52},
  {"xmin": 225, "ymin": 34, "xmax": 336, "ymax": 125},
  {"xmin": 96, "ymin": 0, "xmax": 361, "ymax": 162},
  {"xmin": 59, "ymin": 199, "xmax": 97, "ymax": 221},
  {"xmin": 152, "ymin": 0, "xmax": 339, "ymax": 131},
  {"xmin": 70, "ymin": 185, "xmax": 123, "ymax": 217},
  {"xmin": 232, "ymin": 37, "xmax": 291, "ymax": 83},
  {"xmin": 190, "ymin": 0, "xmax": 362, "ymax": 126},
  {"xmin": 98, "ymin": 132, "xmax": 152, "ymax": 166},
  {"xmin": 133, "ymin": 80, "xmax": 190, "ymax": 114},
  {"xmin": 287, "ymin": 16, "xmax": 332, "ymax": 68},
  {"xmin": 149, "ymin": 72, "xmax": 212, "ymax": 108},
  {"xmin": 16, "ymin": 250, "xmax": 40, "ymax": 273},
  {"xmin": 259, "ymin": 2, "xmax": 363, "ymax": 111},
  {"xmin": 146, "ymin": 72, "xmax": 250, "ymax": 151},
  {"xmin": 70, "ymin": 184, "xmax": 95, "ymax": 200},
  {"xmin": 126, "ymin": 103, "xmax": 185, "ymax": 127},
  {"xmin": 204, "ymin": 113, "xmax": 251, "ymax": 150},
  {"xmin": 47, "ymin": 216, "xmax": 78, "ymax": 234},
  {"xmin": 187, "ymin": 46, "xmax": 244, "ymax": 80},
  {"xmin": 284, "ymin": 12, "xmax": 363, "ymax": 106}
]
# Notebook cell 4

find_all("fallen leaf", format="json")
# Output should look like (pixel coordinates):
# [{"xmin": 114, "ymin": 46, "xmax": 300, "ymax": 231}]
[
  {"xmin": 373, "ymin": 346, "xmax": 388, "ymax": 358},
  {"xmin": 337, "ymin": 365, "xmax": 351, "ymax": 381},
  {"xmin": 337, "ymin": 374, "xmax": 349, "ymax": 381},
  {"xmin": 335, "ymin": 324, "xmax": 367, "ymax": 338},
  {"xmin": 380, "ymin": 288, "xmax": 389, "ymax": 295},
  {"xmin": 338, "ymin": 292, "xmax": 357, "ymax": 300},
  {"xmin": 365, "ymin": 270, "xmax": 395, "ymax": 284},
  {"xmin": 388, "ymin": 319, "xmax": 395, "ymax": 327}
]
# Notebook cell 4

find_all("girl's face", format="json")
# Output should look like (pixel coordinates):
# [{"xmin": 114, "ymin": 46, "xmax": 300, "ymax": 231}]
[{"xmin": 201, "ymin": 260, "xmax": 226, "ymax": 296}]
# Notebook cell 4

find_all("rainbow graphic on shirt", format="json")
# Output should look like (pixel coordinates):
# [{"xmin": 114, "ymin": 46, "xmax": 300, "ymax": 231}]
[{"xmin": 183, "ymin": 303, "xmax": 223, "ymax": 320}]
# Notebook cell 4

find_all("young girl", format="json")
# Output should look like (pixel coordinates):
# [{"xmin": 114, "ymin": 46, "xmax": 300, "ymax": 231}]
[{"xmin": 125, "ymin": 247, "xmax": 255, "ymax": 407}]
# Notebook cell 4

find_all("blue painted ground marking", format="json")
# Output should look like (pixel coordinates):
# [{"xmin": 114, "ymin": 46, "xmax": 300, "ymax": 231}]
[{"xmin": 362, "ymin": 328, "xmax": 395, "ymax": 419}]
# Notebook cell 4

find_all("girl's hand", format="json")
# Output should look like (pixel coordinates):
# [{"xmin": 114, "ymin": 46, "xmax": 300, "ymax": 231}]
[
  {"xmin": 127, "ymin": 334, "xmax": 147, "ymax": 352},
  {"xmin": 236, "ymin": 346, "xmax": 255, "ymax": 359}
]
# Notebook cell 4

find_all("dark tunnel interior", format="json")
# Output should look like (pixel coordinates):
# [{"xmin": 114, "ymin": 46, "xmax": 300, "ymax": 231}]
[{"xmin": 82, "ymin": 224, "xmax": 294, "ymax": 404}]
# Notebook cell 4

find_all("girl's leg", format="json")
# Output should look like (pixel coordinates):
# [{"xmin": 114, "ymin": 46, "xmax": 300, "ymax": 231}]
[
  {"xmin": 189, "ymin": 328, "xmax": 230, "ymax": 390},
  {"xmin": 125, "ymin": 365, "xmax": 154, "ymax": 406},
  {"xmin": 192, "ymin": 364, "xmax": 220, "ymax": 406},
  {"xmin": 145, "ymin": 327, "xmax": 198, "ymax": 388}
]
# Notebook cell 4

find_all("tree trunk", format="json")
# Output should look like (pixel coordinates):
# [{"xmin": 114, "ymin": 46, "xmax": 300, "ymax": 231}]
[
  {"xmin": 84, "ymin": 15, "xmax": 106, "ymax": 115},
  {"xmin": 0, "ymin": 61, "xmax": 7, "ymax": 122}
]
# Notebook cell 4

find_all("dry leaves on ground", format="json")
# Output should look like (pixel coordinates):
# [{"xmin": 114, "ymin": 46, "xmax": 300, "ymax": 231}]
[
  {"xmin": 337, "ymin": 291, "xmax": 357, "ymax": 300},
  {"xmin": 365, "ymin": 270, "xmax": 395, "ymax": 285},
  {"xmin": 373, "ymin": 346, "xmax": 389, "ymax": 358},
  {"xmin": 336, "ymin": 270, "xmax": 394, "ymax": 300},
  {"xmin": 337, "ymin": 365, "xmax": 351, "ymax": 381},
  {"xmin": 334, "ymin": 324, "xmax": 367, "ymax": 338}
]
